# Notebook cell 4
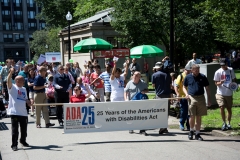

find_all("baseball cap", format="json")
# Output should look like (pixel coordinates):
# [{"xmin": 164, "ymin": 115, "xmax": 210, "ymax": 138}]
[
  {"xmin": 184, "ymin": 65, "xmax": 191, "ymax": 70},
  {"xmin": 219, "ymin": 58, "xmax": 227, "ymax": 66},
  {"xmin": 153, "ymin": 62, "xmax": 163, "ymax": 69}
]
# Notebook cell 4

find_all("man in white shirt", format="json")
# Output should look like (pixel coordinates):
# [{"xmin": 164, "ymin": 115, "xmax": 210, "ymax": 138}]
[
  {"xmin": 213, "ymin": 59, "xmax": 236, "ymax": 131},
  {"xmin": 186, "ymin": 53, "xmax": 202, "ymax": 68},
  {"xmin": 7, "ymin": 68, "xmax": 30, "ymax": 151}
]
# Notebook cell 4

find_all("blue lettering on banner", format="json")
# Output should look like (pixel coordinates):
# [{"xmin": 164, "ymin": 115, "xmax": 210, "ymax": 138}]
[{"xmin": 81, "ymin": 106, "xmax": 95, "ymax": 125}]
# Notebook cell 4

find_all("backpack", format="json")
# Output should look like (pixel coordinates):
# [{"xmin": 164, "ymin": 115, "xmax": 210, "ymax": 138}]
[{"xmin": 131, "ymin": 92, "xmax": 149, "ymax": 100}]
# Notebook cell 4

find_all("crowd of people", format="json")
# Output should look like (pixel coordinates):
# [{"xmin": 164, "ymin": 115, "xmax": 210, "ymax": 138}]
[{"xmin": 0, "ymin": 52, "xmax": 238, "ymax": 151}]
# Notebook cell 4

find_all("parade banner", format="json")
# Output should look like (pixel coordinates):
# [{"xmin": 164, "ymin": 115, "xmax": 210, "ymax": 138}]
[
  {"xmin": 45, "ymin": 52, "xmax": 61, "ymax": 62},
  {"xmin": 92, "ymin": 49, "xmax": 130, "ymax": 58},
  {"xmin": 37, "ymin": 54, "xmax": 46, "ymax": 64},
  {"xmin": 63, "ymin": 99, "xmax": 168, "ymax": 133}
]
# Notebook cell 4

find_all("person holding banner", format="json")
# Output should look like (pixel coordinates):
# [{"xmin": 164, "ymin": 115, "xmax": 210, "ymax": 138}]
[
  {"xmin": 183, "ymin": 64, "xmax": 211, "ymax": 141},
  {"xmin": 213, "ymin": 59, "xmax": 236, "ymax": 131},
  {"xmin": 7, "ymin": 68, "xmax": 31, "ymax": 151},
  {"xmin": 111, "ymin": 59, "xmax": 129, "ymax": 102},
  {"xmin": 33, "ymin": 66, "xmax": 55, "ymax": 128},
  {"xmin": 53, "ymin": 65, "xmax": 72, "ymax": 126},
  {"xmin": 152, "ymin": 62, "xmax": 171, "ymax": 134},
  {"xmin": 124, "ymin": 71, "xmax": 148, "ymax": 135}
]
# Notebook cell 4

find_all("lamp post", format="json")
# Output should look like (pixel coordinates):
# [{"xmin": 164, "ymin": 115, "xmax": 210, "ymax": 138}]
[
  {"xmin": 66, "ymin": 11, "xmax": 72, "ymax": 60},
  {"xmin": 45, "ymin": 44, "xmax": 48, "ymax": 52}
]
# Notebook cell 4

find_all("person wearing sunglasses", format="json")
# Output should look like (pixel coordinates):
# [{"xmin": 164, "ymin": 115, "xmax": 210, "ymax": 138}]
[
  {"xmin": 70, "ymin": 86, "xmax": 91, "ymax": 103},
  {"xmin": 53, "ymin": 65, "xmax": 72, "ymax": 126}
]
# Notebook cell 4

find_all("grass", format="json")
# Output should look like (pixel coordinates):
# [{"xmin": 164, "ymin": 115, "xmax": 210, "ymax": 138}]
[
  {"xmin": 202, "ymin": 107, "xmax": 240, "ymax": 135},
  {"xmin": 233, "ymin": 69, "xmax": 240, "ymax": 105}
]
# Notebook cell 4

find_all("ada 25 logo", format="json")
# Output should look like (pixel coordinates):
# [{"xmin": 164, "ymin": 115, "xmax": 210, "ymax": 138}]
[{"xmin": 66, "ymin": 106, "xmax": 95, "ymax": 125}]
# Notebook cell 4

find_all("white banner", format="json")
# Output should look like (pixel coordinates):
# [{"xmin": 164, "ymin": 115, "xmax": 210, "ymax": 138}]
[
  {"xmin": 37, "ymin": 54, "xmax": 46, "ymax": 65},
  {"xmin": 45, "ymin": 52, "xmax": 61, "ymax": 62},
  {"xmin": 63, "ymin": 99, "xmax": 168, "ymax": 133}
]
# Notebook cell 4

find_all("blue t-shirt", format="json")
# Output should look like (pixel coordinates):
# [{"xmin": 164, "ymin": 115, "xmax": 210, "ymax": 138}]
[
  {"xmin": 183, "ymin": 73, "xmax": 209, "ymax": 96},
  {"xmin": 99, "ymin": 71, "xmax": 111, "ymax": 92},
  {"xmin": 33, "ymin": 75, "xmax": 46, "ymax": 93},
  {"xmin": 28, "ymin": 77, "xmax": 35, "ymax": 92},
  {"xmin": 152, "ymin": 71, "xmax": 171, "ymax": 96}
]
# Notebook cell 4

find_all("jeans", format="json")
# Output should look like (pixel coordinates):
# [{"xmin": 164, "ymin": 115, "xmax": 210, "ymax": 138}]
[
  {"xmin": 179, "ymin": 99, "xmax": 189, "ymax": 129},
  {"xmin": 11, "ymin": 115, "xmax": 28, "ymax": 147}
]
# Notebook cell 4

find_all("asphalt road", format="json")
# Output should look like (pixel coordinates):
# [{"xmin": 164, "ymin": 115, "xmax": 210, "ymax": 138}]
[{"xmin": 0, "ymin": 116, "xmax": 240, "ymax": 160}]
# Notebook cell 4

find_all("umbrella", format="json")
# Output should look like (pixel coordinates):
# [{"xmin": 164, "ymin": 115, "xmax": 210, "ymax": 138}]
[
  {"xmin": 130, "ymin": 45, "xmax": 164, "ymax": 58},
  {"xmin": 74, "ymin": 38, "xmax": 113, "ymax": 53}
]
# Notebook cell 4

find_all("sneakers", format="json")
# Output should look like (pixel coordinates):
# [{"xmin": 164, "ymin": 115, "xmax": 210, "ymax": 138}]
[
  {"xmin": 46, "ymin": 123, "xmax": 55, "ymax": 128},
  {"xmin": 188, "ymin": 131, "xmax": 194, "ymax": 140},
  {"xmin": 139, "ymin": 130, "xmax": 148, "ymax": 136},
  {"xmin": 36, "ymin": 125, "xmax": 41, "ymax": 128},
  {"xmin": 221, "ymin": 123, "xmax": 228, "ymax": 131},
  {"xmin": 12, "ymin": 146, "xmax": 18, "ymax": 151},
  {"xmin": 129, "ymin": 130, "xmax": 134, "ymax": 134},
  {"xmin": 30, "ymin": 112, "xmax": 34, "ymax": 117},
  {"xmin": 195, "ymin": 134, "xmax": 203, "ymax": 141},
  {"xmin": 227, "ymin": 124, "xmax": 232, "ymax": 130},
  {"xmin": 20, "ymin": 141, "xmax": 29, "ymax": 147},
  {"xmin": 159, "ymin": 128, "xmax": 168, "ymax": 134}
]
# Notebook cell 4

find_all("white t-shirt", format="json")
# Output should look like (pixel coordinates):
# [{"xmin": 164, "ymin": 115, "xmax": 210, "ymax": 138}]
[
  {"xmin": 110, "ymin": 74, "xmax": 125, "ymax": 101},
  {"xmin": 7, "ymin": 84, "xmax": 28, "ymax": 116},
  {"xmin": 213, "ymin": 67, "xmax": 236, "ymax": 96},
  {"xmin": 186, "ymin": 58, "xmax": 202, "ymax": 68}
]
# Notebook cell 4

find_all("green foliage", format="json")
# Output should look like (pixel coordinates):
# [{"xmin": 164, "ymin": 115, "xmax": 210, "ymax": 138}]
[
  {"xmin": 35, "ymin": 0, "xmax": 78, "ymax": 28},
  {"xmin": 73, "ymin": 0, "xmax": 112, "ymax": 20},
  {"xmin": 30, "ymin": 28, "xmax": 61, "ymax": 62},
  {"xmin": 197, "ymin": 0, "xmax": 240, "ymax": 47}
]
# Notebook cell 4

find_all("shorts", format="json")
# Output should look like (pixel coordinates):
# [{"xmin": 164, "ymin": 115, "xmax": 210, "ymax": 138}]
[
  {"xmin": 188, "ymin": 95, "xmax": 207, "ymax": 116},
  {"xmin": 29, "ymin": 92, "xmax": 34, "ymax": 99},
  {"xmin": 215, "ymin": 94, "xmax": 232, "ymax": 109}
]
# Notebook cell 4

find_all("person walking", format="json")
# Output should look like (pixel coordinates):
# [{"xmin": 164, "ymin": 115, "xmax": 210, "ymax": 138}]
[
  {"xmin": 27, "ymin": 67, "xmax": 36, "ymax": 116},
  {"xmin": 151, "ymin": 62, "xmax": 171, "ymax": 134},
  {"xmin": 33, "ymin": 66, "xmax": 55, "ymax": 128},
  {"xmin": 99, "ymin": 63, "xmax": 112, "ymax": 101},
  {"xmin": 183, "ymin": 64, "xmax": 211, "ymax": 141},
  {"xmin": 0, "ymin": 59, "xmax": 12, "ymax": 104},
  {"xmin": 7, "ymin": 68, "xmax": 31, "ymax": 151},
  {"xmin": 175, "ymin": 65, "xmax": 191, "ymax": 131},
  {"xmin": 53, "ymin": 65, "xmax": 72, "ymax": 126},
  {"xmin": 111, "ymin": 60, "xmax": 129, "ymax": 101},
  {"xmin": 124, "ymin": 71, "xmax": 148, "ymax": 135},
  {"xmin": 129, "ymin": 58, "xmax": 140, "ymax": 76},
  {"xmin": 213, "ymin": 59, "xmax": 236, "ymax": 131},
  {"xmin": 90, "ymin": 65, "xmax": 104, "ymax": 102},
  {"xmin": 186, "ymin": 53, "xmax": 202, "ymax": 68},
  {"xmin": 18, "ymin": 64, "xmax": 30, "ymax": 114}
]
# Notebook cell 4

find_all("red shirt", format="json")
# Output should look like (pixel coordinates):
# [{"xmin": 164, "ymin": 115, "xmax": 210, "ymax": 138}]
[
  {"xmin": 90, "ymin": 72, "xmax": 104, "ymax": 88},
  {"xmin": 70, "ymin": 94, "xmax": 86, "ymax": 103}
]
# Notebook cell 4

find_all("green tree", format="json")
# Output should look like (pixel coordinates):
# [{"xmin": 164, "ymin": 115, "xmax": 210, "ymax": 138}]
[
  {"xmin": 30, "ymin": 28, "xmax": 61, "ymax": 62},
  {"xmin": 73, "ymin": 0, "xmax": 112, "ymax": 20},
  {"xmin": 35, "ymin": 0, "xmax": 78, "ymax": 28},
  {"xmin": 197, "ymin": 0, "xmax": 240, "ymax": 47}
]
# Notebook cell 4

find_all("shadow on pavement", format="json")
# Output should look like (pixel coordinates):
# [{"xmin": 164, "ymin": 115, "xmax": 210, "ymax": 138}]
[
  {"xmin": 23, "ymin": 145, "xmax": 63, "ymax": 151},
  {"xmin": 204, "ymin": 139, "xmax": 240, "ymax": 142},
  {"xmin": 73, "ymin": 140, "xmax": 188, "ymax": 145}
]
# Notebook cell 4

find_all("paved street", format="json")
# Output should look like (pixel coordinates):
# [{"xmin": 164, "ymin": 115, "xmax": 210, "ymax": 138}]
[{"xmin": 1, "ymin": 116, "xmax": 240, "ymax": 160}]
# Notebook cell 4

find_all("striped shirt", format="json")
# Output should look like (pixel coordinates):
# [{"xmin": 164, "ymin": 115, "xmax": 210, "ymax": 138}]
[{"xmin": 99, "ymin": 71, "xmax": 111, "ymax": 92}]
